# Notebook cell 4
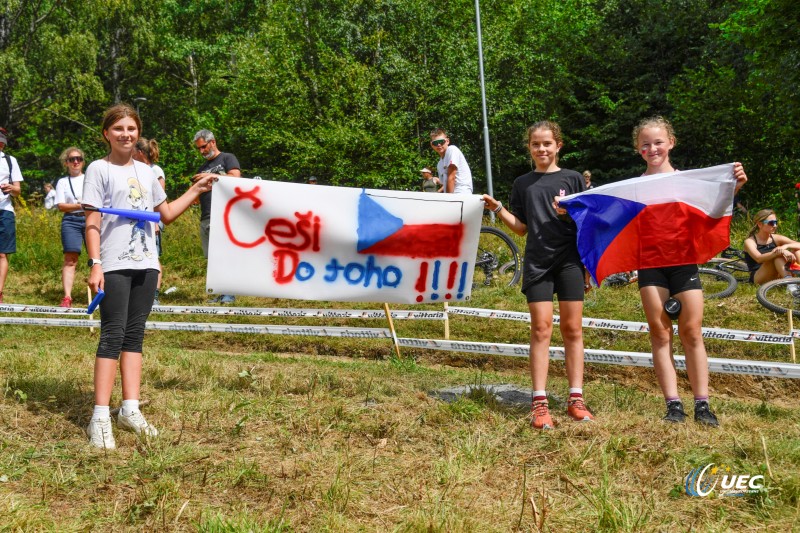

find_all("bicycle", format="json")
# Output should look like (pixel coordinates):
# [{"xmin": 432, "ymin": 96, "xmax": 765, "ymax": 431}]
[
  {"xmin": 756, "ymin": 268, "xmax": 800, "ymax": 318},
  {"xmin": 473, "ymin": 226, "xmax": 521, "ymax": 288},
  {"xmin": 602, "ymin": 267, "xmax": 736, "ymax": 299},
  {"xmin": 702, "ymin": 246, "xmax": 750, "ymax": 283}
]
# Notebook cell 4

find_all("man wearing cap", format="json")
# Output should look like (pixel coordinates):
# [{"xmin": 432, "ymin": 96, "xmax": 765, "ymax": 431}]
[
  {"xmin": 191, "ymin": 129, "xmax": 241, "ymax": 304},
  {"xmin": 308, "ymin": 175, "xmax": 318, "ymax": 185},
  {"xmin": 0, "ymin": 127, "xmax": 23, "ymax": 304},
  {"xmin": 420, "ymin": 168, "xmax": 442, "ymax": 193},
  {"xmin": 429, "ymin": 128, "xmax": 473, "ymax": 194}
]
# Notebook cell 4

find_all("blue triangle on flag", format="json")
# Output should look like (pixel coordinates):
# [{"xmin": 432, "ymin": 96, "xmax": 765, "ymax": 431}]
[{"xmin": 357, "ymin": 191, "xmax": 404, "ymax": 252}]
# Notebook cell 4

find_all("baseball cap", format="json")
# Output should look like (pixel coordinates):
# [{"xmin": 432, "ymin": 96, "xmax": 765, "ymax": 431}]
[
  {"xmin": 420, "ymin": 168, "xmax": 432, "ymax": 174},
  {"xmin": 0, "ymin": 128, "xmax": 8, "ymax": 145},
  {"xmin": 308, "ymin": 175, "xmax": 318, "ymax": 183}
]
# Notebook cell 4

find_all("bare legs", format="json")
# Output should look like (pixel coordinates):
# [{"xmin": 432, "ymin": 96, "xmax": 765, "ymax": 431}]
[
  {"xmin": 62, "ymin": 252, "xmax": 79, "ymax": 298},
  {"xmin": 528, "ymin": 299, "xmax": 584, "ymax": 391},
  {"xmin": 93, "ymin": 352, "xmax": 143, "ymax": 406}
]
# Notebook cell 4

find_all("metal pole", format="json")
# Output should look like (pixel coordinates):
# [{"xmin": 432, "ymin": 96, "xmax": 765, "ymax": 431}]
[{"xmin": 475, "ymin": 0, "xmax": 494, "ymax": 221}]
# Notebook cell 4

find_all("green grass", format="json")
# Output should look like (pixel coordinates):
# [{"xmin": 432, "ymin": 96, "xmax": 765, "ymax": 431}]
[{"xmin": 1, "ymin": 207, "xmax": 799, "ymax": 530}]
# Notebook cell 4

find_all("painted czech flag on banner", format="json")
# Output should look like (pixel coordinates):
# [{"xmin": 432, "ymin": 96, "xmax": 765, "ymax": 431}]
[{"xmin": 559, "ymin": 163, "xmax": 736, "ymax": 285}]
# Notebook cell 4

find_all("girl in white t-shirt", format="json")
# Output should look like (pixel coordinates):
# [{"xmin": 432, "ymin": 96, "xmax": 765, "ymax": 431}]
[{"xmin": 82, "ymin": 104, "xmax": 216, "ymax": 449}]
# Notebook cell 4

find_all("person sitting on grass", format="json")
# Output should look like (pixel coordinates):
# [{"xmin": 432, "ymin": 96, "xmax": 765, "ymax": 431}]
[{"xmin": 743, "ymin": 209, "xmax": 800, "ymax": 295}]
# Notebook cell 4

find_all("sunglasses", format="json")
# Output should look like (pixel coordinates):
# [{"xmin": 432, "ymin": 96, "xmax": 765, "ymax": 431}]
[
  {"xmin": 67, "ymin": 156, "xmax": 84, "ymax": 163},
  {"xmin": 765, "ymin": 220, "xmax": 778, "ymax": 226},
  {"xmin": 431, "ymin": 139, "xmax": 447, "ymax": 147}
]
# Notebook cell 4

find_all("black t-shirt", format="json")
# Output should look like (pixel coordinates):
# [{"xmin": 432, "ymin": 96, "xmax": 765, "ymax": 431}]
[
  {"xmin": 508, "ymin": 168, "xmax": 585, "ymax": 288},
  {"xmin": 197, "ymin": 152, "xmax": 240, "ymax": 221}
]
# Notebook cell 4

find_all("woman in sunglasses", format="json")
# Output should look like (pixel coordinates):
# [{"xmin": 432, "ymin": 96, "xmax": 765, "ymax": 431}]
[
  {"xmin": 743, "ymin": 209, "xmax": 800, "ymax": 286},
  {"xmin": 54, "ymin": 147, "xmax": 87, "ymax": 308}
]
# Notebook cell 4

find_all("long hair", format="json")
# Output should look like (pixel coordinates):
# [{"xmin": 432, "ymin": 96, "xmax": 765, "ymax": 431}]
[
  {"xmin": 748, "ymin": 209, "xmax": 775, "ymax": 239},
  {"xmin": 135, "ymin": 137, "xmax": 160, "ymax": 164},
  {"xmin": 100, "ymin": 103, "xmax": 141, "ymax": 147},
  {"xmin": 525, "ymin": 120, "xmax": 563, "ymax": 164}
]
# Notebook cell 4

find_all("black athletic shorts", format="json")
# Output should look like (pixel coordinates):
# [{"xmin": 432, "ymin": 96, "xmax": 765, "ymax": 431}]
[
  {"xmin": 637, "ymin": 265, "xmax": 701, "ymax": 295},
  {"xmin": 524, "ymin": 258, "xmax": 585, "ymax": 303}
]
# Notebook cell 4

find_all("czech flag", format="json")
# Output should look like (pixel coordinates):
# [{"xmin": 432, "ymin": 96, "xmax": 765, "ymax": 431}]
[{"xmin": 559, "ymin": 163, "xmax": 736, "ymax": 284}]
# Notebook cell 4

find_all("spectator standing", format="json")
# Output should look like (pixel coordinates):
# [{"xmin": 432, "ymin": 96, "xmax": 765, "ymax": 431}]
[
  {"xmin": 429, "ymin": 129, "xmax": 473, "ymax": 194},
  {"xmin": 54, "ymin": 147, "xmax": 87, "ymax": 307},
  {"xmin": 83, "ymin": 103, "xmax": 216, "ymax": 449},
  {"xmin": 420, "ymin": 168, "xmax": 442, "ymax": 193},
  {"xmin": 582, "ymin": 170, "xmax": 594, "ymax": 189},
  {"xmin": 308, "ymin": 175, "xmax": 318, "ymax": 185},
  {"xmin": 44, "ymin": 183, "xmax": 57, "ymax": 209},
  {"xmin": 134, "ymin": 138, "xmax": 166, "ymax": 305},
  {"xmin": 191, "ymin": 129, "xmax": 241, "ymax": 304},
  {"xmin": 0, "ymin": 127, "xmax": 23, "ymax": 304}
]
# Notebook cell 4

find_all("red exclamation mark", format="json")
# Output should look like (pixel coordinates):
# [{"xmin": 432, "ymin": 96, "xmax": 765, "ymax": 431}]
[
  {"xmin": 415, "ymin": 261, "xmax": 429, "ymax": 302},
  {"xmin": 445, "ymin": 261, "xmax": 458, "ymax": 299}
]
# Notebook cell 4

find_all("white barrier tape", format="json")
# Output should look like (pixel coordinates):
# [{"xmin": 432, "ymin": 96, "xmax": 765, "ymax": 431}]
[
  {"xmin": 0, "ymin": 303, "xmax": 444, "ymax": 320},
  {"xmin": 0, "ymin": 317, "xmax": 391, "ymax": 338},
  {"xmin": 397, "ymin": 338, "xmax": 800, "ymax": 379},
  {"xmin": 449, "ymin": 306, "xmax": 793, "ymax": 345},
  {"xmin": 0, "ymin": 304, "xmax": 88, "ymax": 315}
]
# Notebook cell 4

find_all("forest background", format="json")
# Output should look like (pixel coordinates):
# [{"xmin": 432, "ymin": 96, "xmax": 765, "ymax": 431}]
[{"xmin": 1, "ymin": 0, "xmax": 797, "ymax": 210}]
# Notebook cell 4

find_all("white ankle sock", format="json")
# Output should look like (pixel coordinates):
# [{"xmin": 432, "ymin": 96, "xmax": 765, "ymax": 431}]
[
  {"xmin": 121, "ymin": 399, "xmax": 140, "ymax": 416},
  {"xmin": 92, "ymin": 405, "xmax": 110, "ymax": 420}
]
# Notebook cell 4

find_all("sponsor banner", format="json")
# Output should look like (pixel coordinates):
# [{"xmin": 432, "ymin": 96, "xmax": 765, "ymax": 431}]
[
  {"xmin": 207, "ymin": 178, "xmax": 483, "ymax": 303},
  {"xmin": 0, "ymin": 304, "xmax": 87, "ymax": 315},
  {"xmin": 397, "ymin": 338, "xmax": 800, "ymax": 378},
  {"xmin": 0, "ymin": 317, "xmax": 390, "ymax": 339},
  {"xmin": 449, "ymin": 306, "xmax": 793, "ymax": 344}
]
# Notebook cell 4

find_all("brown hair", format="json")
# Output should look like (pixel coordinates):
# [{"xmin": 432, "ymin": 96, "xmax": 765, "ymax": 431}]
[
  {"xmin": 525, "ymin": 121, "xmax": 563, "ymax": 146},
  {"xmin": 59, "ymin": 146, "xmax": 85, "ymax": 166},
  {"xmin": 429, "ymin": 127, "xmax": 448, "ymax": 140},
  {"xmin": 135, "ymin": 137, "xmax": 160, "ymax": 163},
  {"xmin": 747, "ymin": 209, "xmax": 776, "ymax": 239},
  {"xmin": 100, "ymin": 103, "xmax": 141, "ymax": 146},
  {"xmin": 632, "ymin": 115, "xmax": 676, "ymax": 151}
]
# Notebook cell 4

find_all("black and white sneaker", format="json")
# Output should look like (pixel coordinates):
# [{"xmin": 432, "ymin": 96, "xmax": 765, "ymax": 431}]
[
  {"xmin": 694, "ymin": 400, "xmax": 719, "ymax": 427},
  {"xmin": 663, "ymin": 400, "xmax": 687, "ymax": 423}
]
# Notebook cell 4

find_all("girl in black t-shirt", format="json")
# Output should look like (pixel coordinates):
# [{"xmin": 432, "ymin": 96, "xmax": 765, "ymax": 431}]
[
  {"xmin": 633, "ymin": 116, "xmax": 747, "ymax": 427},
  {"xmin": 483, "ymin": 121, "xmax": 593, "ymax": 430}
]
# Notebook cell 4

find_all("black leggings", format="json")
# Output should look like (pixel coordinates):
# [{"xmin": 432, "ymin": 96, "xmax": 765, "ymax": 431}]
[{"xmin": 96, "ymin": 269, "xmax": 158, "ymax": 360}]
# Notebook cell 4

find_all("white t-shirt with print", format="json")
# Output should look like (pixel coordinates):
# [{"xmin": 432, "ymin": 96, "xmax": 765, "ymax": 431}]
[
  {"xmin": 55, "ymin": 174, "xmax": 85, "ymax": 212},
  {"xmin": 82, "ymin": 159, "xmax": 167, "ymax": 273},
  {"xmin": 0, "ymin": 152, "xmax": 24, "ymax": 212},
  {"xmin": 437, "ymin": 145, "xmax": 473, "ymax": 194}
]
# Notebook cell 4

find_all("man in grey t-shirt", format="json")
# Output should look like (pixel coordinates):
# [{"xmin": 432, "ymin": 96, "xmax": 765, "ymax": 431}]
[{"xmin": 192, "ymin": 129, "xmax": 241, "ymax": 303}]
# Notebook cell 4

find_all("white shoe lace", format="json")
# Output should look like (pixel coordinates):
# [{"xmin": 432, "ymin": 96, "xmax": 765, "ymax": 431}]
[{"xmin": 120, "ymin": 411, "xmax": 159, "ymax": 437}]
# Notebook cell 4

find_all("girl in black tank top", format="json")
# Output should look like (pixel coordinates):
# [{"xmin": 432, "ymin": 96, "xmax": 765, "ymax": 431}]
[{"xmin": 743, "ymin": 209, "xmax": 800, "ymax": 285}]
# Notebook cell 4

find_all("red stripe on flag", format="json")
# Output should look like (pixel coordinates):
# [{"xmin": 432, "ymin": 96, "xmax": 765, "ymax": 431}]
[{"xmin": 359, "ymin": 224, "xmax": 463, "ymax": 258}]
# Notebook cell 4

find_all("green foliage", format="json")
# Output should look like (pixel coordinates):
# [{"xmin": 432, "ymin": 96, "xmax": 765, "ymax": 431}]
[{"xmin": 0, "ymin": 0, "xmax": 797, "ymax": 205}]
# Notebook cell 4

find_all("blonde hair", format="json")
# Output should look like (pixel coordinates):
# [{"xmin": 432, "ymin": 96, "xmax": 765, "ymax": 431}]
[
  {"xmin": 135, "ymin": 137, "xmax": 160, "ymax": 163},
  {"xmin": 632, "ymin": 116, "xmax": 676, "ymax": 151},
  {"xmin": 747, "ymin": 209, "xmax": 776, "ymax": 239},
  {"xmin": 59, "ymin": 146, "xmax": 84, "ymax": 166}
]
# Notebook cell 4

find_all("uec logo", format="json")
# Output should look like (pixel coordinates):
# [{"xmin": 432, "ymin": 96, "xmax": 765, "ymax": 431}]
[{"xmin": 685, "ymin": 463, "xmax": 765, "ymax": 497}]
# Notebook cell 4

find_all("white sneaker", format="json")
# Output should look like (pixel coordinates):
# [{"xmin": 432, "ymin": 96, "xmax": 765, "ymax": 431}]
[
  {"xmin": 117, "ymin": 410, "xmax": 159, "ymax": 437},
  {"xmin": 87, "ymin": 418, "xmax": 116, "ymax": 449}
]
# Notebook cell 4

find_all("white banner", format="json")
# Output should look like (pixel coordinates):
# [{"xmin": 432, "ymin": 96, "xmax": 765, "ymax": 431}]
[{"xmin": 206, "ymin": 179, "xmax": 483, "ymax": 304}]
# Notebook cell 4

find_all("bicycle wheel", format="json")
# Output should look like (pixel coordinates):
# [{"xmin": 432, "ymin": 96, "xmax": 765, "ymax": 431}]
[
  {"xmin": 697, "ymin": 267, "xmax": 737, "ymax": 299},
  {"xmin": 702, "ymin": 258, "xmax": 750, "ymax": 282},
  {"xmin": 756, "ymin": 278, "xmax": 800, "ymax": 318},
  {"xmin": 473, "ymin": 226, "xmax": 521, "ymax": 288}
]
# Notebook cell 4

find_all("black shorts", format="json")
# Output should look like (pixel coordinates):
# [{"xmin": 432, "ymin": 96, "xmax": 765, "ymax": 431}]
[
  {"xmin": 637, "ymin": 265, "xmax": 701, "ymax": 295},
  {"xmin": 524, "ymin": 259, "xmax": 585, "ymax": 303}
]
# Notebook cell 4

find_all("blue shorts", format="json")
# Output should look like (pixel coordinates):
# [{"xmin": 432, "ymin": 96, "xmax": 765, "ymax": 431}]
[
  {"xmin": 61, "ymin": 214, "xmax": 86, "ymax": 254},
  {"xmin": 0, "ymin": 210, "xmax": 16, "ymax": 254}
]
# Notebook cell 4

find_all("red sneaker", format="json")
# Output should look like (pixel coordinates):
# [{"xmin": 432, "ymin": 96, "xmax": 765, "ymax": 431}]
[
  {"xmin": 531, "ymin": 400, "xmax": 555, "ymax": 430},
  {"xmin": 60, "ymin": 296, "xmax": 72, "ymax": 308},
  {"xmin": 567, "ymin": 397, "xmax": 594, "ymax": 422}
]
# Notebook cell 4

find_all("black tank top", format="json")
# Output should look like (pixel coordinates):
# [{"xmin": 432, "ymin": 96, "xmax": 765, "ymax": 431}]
[{"xmin": 744, "ymin": 236, "xmax": 776, "ymax": 272}]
